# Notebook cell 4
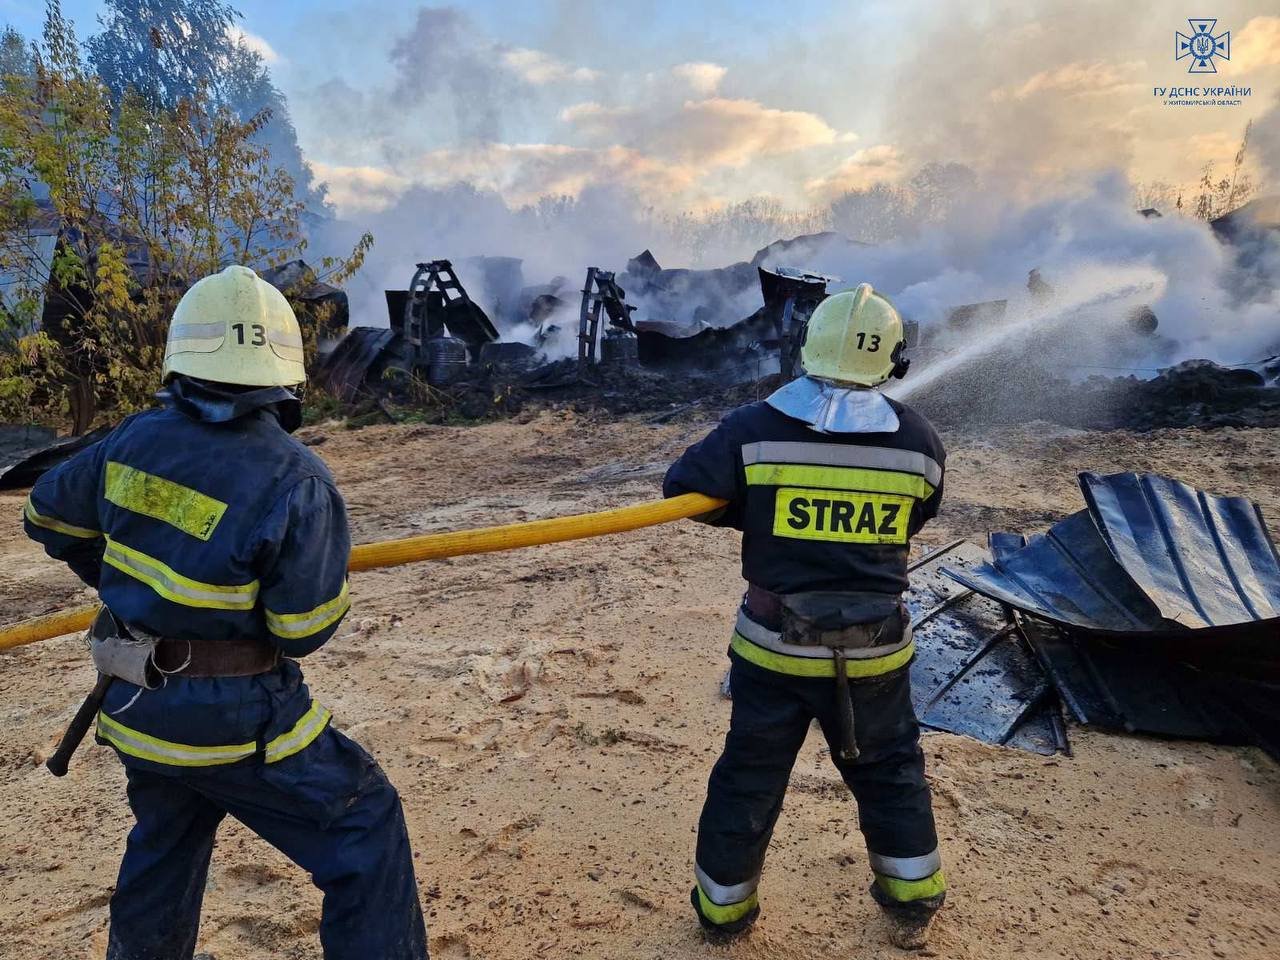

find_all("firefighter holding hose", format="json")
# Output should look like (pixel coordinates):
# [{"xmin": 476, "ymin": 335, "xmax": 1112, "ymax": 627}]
[
  {"xmin": 22, "ymin": 266, "xmax": 428, "ymax": 960},
  {"xmin": 664, "ymin": 284, "xmax": 947, "ymax": 949}
]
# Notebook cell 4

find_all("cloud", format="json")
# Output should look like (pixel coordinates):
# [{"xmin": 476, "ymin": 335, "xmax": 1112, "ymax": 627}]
[
  {"xmin": 562, "ymin": 95, "xmax": 851, "ymax": 168},
  {"xmin": 804, "ymin": 145, "xmax": 906, "ymax": 197},
  {"xmin": 499, "ymin": 47, "xmax": 600, "ymax": 84},
  {"xmin": 314, "ymin": 144, "xmax": 696, "ymax": 216},
  {"xmin": 557, "ymin": 101, "xmax": 630, "ymax": 126},
  {"xmin": 383, "ymin": 6, "xmax": 598, "ymax": 144},
  {"xmin": 309, "ymin": 162, "xmax": 411, "ymax": 213},
  {"xmin": 662, "ymin": 98, "xmax": 848, "ymax": 166},
  {"xmin": 1222, "ymin": 16, "xmax": 1280, "ymax": 74},
  {"xmin": 992, "ymin": 60, "xmax": 1145, "ymax": 101},
  {"xmin": 422, "ymin": 143, "xmax": 694, "ymax": 203},
  {"xmin": 294, "ymin": 4, "xmax": 870, "ymax": 213},
  {"xmin": 672, "ymin": 62, "xmax": 727, "ymax": 96}
]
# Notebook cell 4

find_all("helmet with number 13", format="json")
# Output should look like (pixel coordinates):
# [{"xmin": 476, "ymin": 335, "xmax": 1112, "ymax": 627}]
[
  {"xmin": 162, "ymin": 264, "xmax": 306, "ymax": 387},
  {"xmin": 801, "ymin": 283, "xmax": 909, "ymax": 388}
]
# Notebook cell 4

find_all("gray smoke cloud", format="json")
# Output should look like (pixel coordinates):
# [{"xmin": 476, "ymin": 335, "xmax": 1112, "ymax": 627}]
[
  {"xmin": 305, "ymin": 3, "xmax": 1279, "ymax": 375},
  {"xmin": 388, "ymin": 7, "xmax": 527, "ymax": 146}
]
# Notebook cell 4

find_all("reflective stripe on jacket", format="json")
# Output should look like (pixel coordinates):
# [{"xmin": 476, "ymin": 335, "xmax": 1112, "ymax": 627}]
[
  {"xmin": 23, "ymin": 378, "xmax": 350, "ymax": 654},
  {"xmin": 22, "ymin": 377, "xmax": 351, "ymax": 770},
  {"xmin": 663, "ymin": 398, "xmax": 945, "ymax": 598}
]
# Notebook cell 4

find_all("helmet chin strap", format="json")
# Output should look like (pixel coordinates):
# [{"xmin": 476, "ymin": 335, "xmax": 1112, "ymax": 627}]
[{"xmin": 890, "ymin": 342, "xmax": 911, "ymax": 380}]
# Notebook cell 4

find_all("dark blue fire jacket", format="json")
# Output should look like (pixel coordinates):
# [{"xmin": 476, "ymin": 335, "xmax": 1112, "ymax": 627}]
[
  {"xmin": 663, "ymin": 398, "xmax": 945, "ymax": 600},
  {"xmin": 23, "ymin": 376, "xmax": 351, "ymax": 770}
]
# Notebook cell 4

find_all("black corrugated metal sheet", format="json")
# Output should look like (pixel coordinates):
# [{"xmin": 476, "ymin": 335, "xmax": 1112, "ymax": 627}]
[
  {"xmin": 0, "ymin": 426, "xmax": 111, "ymax": 490},
  {"xmin": 1079, "ymin": 472, "xmax": 1280, "ymax": 628},
  {"xmin": 1018, "ymin": 614, "xmax": 1280, "ymax": 758},
  {"xmin": 932, "ymin": 471, "xmax": 1280, "ymax": 760},
  {"xmin": 942, "ymin": 473, "xmax": 1280, "ymax": 660},
  {"xmin": 316, "ymin": 327, "xmax": 399, "ymax": 401}
]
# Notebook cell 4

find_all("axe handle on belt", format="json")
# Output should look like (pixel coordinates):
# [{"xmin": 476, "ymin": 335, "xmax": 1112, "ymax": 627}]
[
  {"xmin": 831, "ymin": 651, "xmax": 860, "ymax": 762},
  {"xmin": 46, "ymin": 673, "xmax": 112, "ymax": 777}
]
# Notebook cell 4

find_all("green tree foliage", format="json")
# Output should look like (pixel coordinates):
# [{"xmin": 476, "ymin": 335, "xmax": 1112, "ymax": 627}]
[
  {"xmin": 0, "ymin": 2, "xmax": 370, "ymax": 433},
  {"xmin": 0, "ymin": 26, "xmax": 31, "ymax": 77},
  {"xmin": 87, "ymin": 0, "xmax": 326, "ymax": 212}
]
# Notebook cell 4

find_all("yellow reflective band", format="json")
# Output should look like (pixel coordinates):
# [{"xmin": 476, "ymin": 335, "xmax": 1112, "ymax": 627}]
[
  {"xmin": 103, "ymin": 536, "xmax": 259, "ymax": 611},
  {"xmin": 264, "ymin": 581, "xmax": 351, "ymax": 640},
  {"xmin": 97, "ymin": 701, "xmax": 330, "ymax": 768},
  {"xmin": 23, "ymin": 498, "xmax": 101, "ymax": 539},
  {"xmin": 265, "ymin": 702, "xmax": 331, "ymax": 762},
  {"xmin": 105, "ymin": 461, "xmax": 228, "ymax": 541},
  {"xmin": 772, "ymin": 487, "xmax": 912, "ymax": 545},
  {"xmin": 696, "ymin": 885, "xmax": 759, "ymax": 926},
  {"xmin": 730, "ymin": 631, "xmax": 914, "ymax": 678},
  {"xmin": 745, "ymin": 463, "xmax": 934, "ymax": 500},
  {"xmin": 97, "ymin": 711, "xmax": 255, "ymax": 767},
  {"xmin": 875, "ymin": 869, "xmax": 947, "ymax": 903}
]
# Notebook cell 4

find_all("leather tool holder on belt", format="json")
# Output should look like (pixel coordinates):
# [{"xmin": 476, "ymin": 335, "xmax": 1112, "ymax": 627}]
[
  {"xmin": 88, "ymin": 607, "xmax": 162, "ymax": 690},
  {"xmin": 777, "ymin": 592, "xmax": 909, "ymax": 764}
]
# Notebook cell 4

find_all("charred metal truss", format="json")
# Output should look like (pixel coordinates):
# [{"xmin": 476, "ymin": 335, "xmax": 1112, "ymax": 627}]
[
  {"xmin": 757, "ymin": 266, "xmax": 831, "ymax": 381},
  {"xmin": 403, "ymin": 260, "xmax": 498, "ymax": 361},
  {"xmin": 578, "ymin": 267, "xmax": 636, "ymax": 366}
]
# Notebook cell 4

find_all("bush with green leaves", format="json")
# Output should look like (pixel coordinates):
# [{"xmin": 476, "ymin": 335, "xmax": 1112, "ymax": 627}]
[{"xmin": 0, "ymin": 2, "xmax": 368, "ymax": 433}]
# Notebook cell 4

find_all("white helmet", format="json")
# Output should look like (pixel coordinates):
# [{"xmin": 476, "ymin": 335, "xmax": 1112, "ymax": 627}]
[
  {"xmin": 802, "ymin": 283, "xmax": 907, "ymax": 388},
  {"xmin": 163, "ymin": 265, "xmax": 306, "ymax": 387}
]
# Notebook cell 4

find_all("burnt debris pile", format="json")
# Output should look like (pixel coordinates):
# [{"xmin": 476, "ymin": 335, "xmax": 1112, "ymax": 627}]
[
  {"xmin": 905, "ymin": 357, "xmax": 1280, "ymax": 432},
  {"xmin": 314, "ymin": 203, "xmax": 1279, "ymax": 428}
]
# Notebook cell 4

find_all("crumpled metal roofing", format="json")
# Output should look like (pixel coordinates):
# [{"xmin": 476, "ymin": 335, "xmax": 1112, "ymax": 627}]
[
  {"xmin": 316, "ymin": 327, "xmax": 399, "ymax": 401},
  {"xmin": 906, "ymin": 540, "xmax": 1067, "ymax": 756},
  {"xmin": 941, "ymin": 472, "xmax": 1280, "ymax": 640},
  {"xmin": 1017, "ymin": 612, "xmax": 1280, "ymax": 760}
]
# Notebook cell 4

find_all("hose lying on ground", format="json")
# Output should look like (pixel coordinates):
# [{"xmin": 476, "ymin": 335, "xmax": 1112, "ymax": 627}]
[{"xmin": 0, "ymin": 492, "xmax": 727, "ymax": 653}]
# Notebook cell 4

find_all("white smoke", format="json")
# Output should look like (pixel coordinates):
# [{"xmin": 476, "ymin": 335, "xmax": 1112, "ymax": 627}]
[{"xmin": 301, "ymin": 6, "xmax": 1280, "ymax": 375}]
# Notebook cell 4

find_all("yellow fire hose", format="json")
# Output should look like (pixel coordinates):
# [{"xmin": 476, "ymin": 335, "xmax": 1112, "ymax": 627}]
[{"xmin": 0, "ymin": 492, "xmax": 727, "ymax": 653}]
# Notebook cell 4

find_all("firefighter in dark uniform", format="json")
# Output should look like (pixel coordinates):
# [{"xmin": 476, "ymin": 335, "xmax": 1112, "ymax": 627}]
[
  {"xmin": 664, "ymin": 284, "xmax": 946, "ymax": 949},
  {"xmin": 24, "ymin": 266, "xmax": 429, "ymax": 960}
]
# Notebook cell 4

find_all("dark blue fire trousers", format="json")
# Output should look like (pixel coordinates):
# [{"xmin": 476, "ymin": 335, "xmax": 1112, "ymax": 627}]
[
  {"xmin": 693, "ymin": 652, "xmax": 944, "ymax": 930},
  {"xmin": 106, "ymin": 726, "xmax": 428, "ymax": 960}
]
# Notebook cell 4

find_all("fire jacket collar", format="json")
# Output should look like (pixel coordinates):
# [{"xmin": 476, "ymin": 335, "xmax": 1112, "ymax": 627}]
[
  {"xmin": 764, "ymin": 375, "xmax": 900, "ymax": 434},
  {"xmin": 159, "ymin": 375, "xmax": 302, "ymax": 433}
]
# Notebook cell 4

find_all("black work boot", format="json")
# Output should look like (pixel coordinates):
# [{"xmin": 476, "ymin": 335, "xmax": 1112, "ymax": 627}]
[
  {"xmin": 690, "ymin": 887, "xmax": 759, "ymax": 943},
  {"xmin": 871, "ymin": 885, "xmax": 944, "ymax": 950}
]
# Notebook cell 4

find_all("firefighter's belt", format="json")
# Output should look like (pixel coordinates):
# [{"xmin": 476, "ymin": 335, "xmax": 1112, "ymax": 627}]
[
  {"xmin": 153, "ymin": 638, "xmax": 281, "ymax": 677},
  {"xmin": 745, "ymin": 584, "xmax": 905, "ymax": 648}
]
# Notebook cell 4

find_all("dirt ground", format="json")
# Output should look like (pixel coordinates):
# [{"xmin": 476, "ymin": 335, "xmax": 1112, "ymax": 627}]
[{"xmin": 1, "ymin": 411, "xmax": 1278, "ymax": 960}]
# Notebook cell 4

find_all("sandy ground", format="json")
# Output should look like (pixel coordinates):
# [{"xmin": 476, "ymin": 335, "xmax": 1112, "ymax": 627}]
[{"xmin": 1, "ymin": 411, "xmax": 1278, "ymax": 960}]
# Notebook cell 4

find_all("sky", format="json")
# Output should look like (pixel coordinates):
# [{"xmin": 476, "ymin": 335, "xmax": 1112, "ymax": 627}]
[{"xmin": 4, "ymin": 0, "xmax": 1279, "ymax": 220}]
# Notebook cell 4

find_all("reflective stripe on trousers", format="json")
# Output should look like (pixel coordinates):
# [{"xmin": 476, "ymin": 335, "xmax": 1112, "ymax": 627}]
[
  {"xmin": 694, "ymin": 863, "xmax": 759, "ymax": 925},
  {"xmin": 106, "ymin": 725, "xmax": 429, "ymax": 960},
  {"xmin": 869, "ymin": 847, "xmax": 947, "ymax": 902},
  {"xmin": 694, "ymin": 651, "xmax": 943, "ymax": 925},
  {"xmin": 97, "ymin": 700, "xmax": 330, "ymax": 767}
]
